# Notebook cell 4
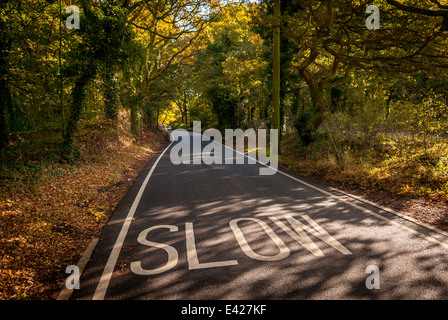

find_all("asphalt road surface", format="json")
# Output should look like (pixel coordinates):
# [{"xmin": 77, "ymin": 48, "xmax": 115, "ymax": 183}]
[{"xmin": 70, "ymin": 131, "xmax": 448, "ymax": 300}]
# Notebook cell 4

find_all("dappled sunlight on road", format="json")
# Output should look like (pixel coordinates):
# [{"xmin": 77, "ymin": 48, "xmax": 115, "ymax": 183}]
[{"xmin": 71, "ymin": 136, "xmax": 448, "ymax": 300}]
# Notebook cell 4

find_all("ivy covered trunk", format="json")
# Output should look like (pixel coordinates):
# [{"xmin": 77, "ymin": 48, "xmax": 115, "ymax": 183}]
[
  {"xmin": 130, "ymin": 103, "xmax": 142, "ymax": 137},
  {"xmin": 62, "ymin": 68, "xmax": 97, "ymax": 158},
  {"xmin": 104, "ymin": 69, "xmax": 120, "ymax": 123},
  {"xmin": 295, "ymin": 71, "xmax": 344, "ymax": 170},
  {"xmin": 0, "ymin": 58, "xmax": 10, "ymax": 150},
  {"xmin": 0, "ymin": 7, "xmax": 11, "ymax": 150},
  {"xmin": 296, "ymin": 68, "xmax": 326, "ymax": 145}
]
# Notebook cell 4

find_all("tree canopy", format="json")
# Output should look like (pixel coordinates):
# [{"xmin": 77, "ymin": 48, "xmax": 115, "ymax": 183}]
[{"xmin": 1, "ymin": 0, "xmax": 447, "ymax": 167}]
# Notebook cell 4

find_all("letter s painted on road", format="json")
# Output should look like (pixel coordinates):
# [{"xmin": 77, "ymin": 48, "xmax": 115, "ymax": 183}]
[{"xmin": 130, "ymin": 225, "xmax": 179, "ymax": 275}]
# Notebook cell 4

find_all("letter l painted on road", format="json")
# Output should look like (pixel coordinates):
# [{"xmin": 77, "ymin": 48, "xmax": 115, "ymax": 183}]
[{"xmin": 185, "ymin": 222, "xmax": 238, "ymax": 269}]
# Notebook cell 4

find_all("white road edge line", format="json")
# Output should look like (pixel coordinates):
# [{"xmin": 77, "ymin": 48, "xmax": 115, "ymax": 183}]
[
  {"xmin": 93, "ymin": 133, "xmax": 448, "ymax": 300},
  {"xmin": 326, "ymin": 186, "xmax": 448, "ymax": 239},
  {"xmin": 92, "ymin": 140, "xmax": 174, "ymax": 300},
  {"xmin": 210, "ymin": 134, "xmax": 448, "ymax": 250}
]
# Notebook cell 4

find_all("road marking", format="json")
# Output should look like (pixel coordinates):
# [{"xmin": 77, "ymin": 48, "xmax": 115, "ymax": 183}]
[
  {"xmin": 130, "ymin": 225, "xmax": 179, "ymax": 276},
  {"xmin": 270, "ymin": 216, "xmax": 324, "ymax": 257},
  {"xmin": 213, "ymin": 136, "xmax": 448, "ymax": 250},
  {"xmin": 327, "ymin": 186, "xmax": 448, "ymax": 238},
  {"xmin": 92, "ymin": 141, "xmax": 174, "ymax": 300},
  {"xmin": 230, "ymin": 218, "xmax": 290, "ymax": 261},
  {"xmin": 93, "ymin": 134, "xmax": 448, "ymax": 299},
  {"xmin": 126, "ymin": 216, "xmax": 351, "ymax": 276},
  {"xmin": 285, "ymin": 215, "xmax": 351, "ymax": 255},
  {"xmin": 185, "ymin": 222, "xmax": 238, "ymax": 269},
  {"xmin": 277, "ymin": 171, "xmax": 448, "ymax": 250}
]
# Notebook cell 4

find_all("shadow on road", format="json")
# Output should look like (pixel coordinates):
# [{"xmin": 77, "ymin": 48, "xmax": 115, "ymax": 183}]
[{"xmin": 72, "ymin": 135, "xmax": 448, "ymax": 300}]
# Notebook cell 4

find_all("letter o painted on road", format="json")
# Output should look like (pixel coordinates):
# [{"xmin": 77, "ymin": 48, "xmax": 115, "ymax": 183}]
[{"xmin": 229, "ymin": 218, "xmax": 290, "ymax": 261}]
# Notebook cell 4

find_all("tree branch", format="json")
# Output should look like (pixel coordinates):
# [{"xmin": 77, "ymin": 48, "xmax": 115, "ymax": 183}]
[{"xmin": 386, "ymin": 0, "xmax": 448, "ymax": 16}]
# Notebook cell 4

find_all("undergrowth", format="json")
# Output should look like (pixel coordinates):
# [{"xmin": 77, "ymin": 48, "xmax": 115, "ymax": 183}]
[
  {"xmin": 0, "ymin": 114, "xmax": 169, "ymax": 300},
  {"xmin": 280, "ymin": 130, "xmax": 448, "ymax": 201}
]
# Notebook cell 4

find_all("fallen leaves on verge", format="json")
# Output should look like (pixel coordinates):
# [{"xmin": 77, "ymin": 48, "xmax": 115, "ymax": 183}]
[{"xmin": 0, "ymin": 128, "xmax": 168, "ymax": 300}]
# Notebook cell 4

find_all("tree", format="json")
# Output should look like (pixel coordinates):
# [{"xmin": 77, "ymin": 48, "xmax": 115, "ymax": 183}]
[
  {"xmin": 100, "ymin": 2, "xmax": 136, "ymax": 124},
  {"xmin": 62, "ymin": 0, "xmax": 135, "ymax": 155},
  {"xmin": 121, "ymin": 0, "xmax": 215, "ymax": 135},
  {"xmin": 194, "ymin": 2, "xmax": 268, "ymax": 130},
  {"xmin": 0, "ymin": 0, "xmax": 63, "ymax": 150},
  {"xmin": 0, "ymin": 0, "xmax": 12, "ymax": 150},
  {"xmin": 279, "ymin": 0, "xmax": 448, "ymax": 167},
  {"xmin": 386, "ymin": 0, "xmax": 448, "ymax": 31},
  {"xmin": 251, "ymin": 0, "xmax": 306, "ymax": 131},
  {"xmin": 272, "ymin": 0, "xmax": 281, "ymax": 146}
]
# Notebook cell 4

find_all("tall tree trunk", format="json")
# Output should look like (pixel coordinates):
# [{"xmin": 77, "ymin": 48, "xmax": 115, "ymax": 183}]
[
  {"xmin": 272, "ymin": 0, "xmax": 281, "ymax": 148},
  {"xmin": 184, "ymin": 105, "xmax": 188, "ymax": 127},
  {"xmin": 324, "ymin": 120, "xmax": 344, "ymax": 170},
  {"xmin": 182, "ymin": 90, "xmax": 188, "ymax": 126},
  {"xmin": 0, "ymin": 14, "xmax": 11, "ymax": 150},
  {"xmin": 309, "ymin": 83, "xmax": 326, "ymax": 131},
  {"xmin": 0, "ymin": 71, "xmax": 10, "ymax": 150},
  {"xmin": 297, "ymin": 67, "xmax": 326, "ymax": 143},
  {"xmin": 304, "ymin": 79, "xmax": 344, "ymax": 170},
  {"xmin": 131, "ymin": 97, "xmax": 142, "ymax": 137},
  {"xmin": 130, "ymin": 103, "xmax": 140, "ymax": 136},
  {"xmin": 62, "ymin": 69, "xmax": 96, "ymax": 157},
  {"xmin": 156, "ymin": 104, "xmax": 160, "ymax": 128},
  {"xmin": 104, "ymin": 68, "xmax": 120, "ymax": 123}
]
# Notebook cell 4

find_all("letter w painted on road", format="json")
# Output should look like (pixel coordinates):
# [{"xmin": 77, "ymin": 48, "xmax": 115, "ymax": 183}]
[{"xmin": 270, "ymin": 215, "xmax": 351, "ymax": 257}]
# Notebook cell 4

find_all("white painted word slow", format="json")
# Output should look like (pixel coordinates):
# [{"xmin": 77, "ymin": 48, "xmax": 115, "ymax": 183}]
[{"xmin": 130, "ymin": 215, "xmax": 351, "ymax": 276}]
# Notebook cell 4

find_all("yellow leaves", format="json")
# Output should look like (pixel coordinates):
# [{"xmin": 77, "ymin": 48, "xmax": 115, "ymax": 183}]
[
  {"xmin": 0, "ymin": 199, "xmax": 23, "ymax": 217},
  {"xmin": 88, "ymin": 208, "xmax": 103, "ymax": 219}
]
